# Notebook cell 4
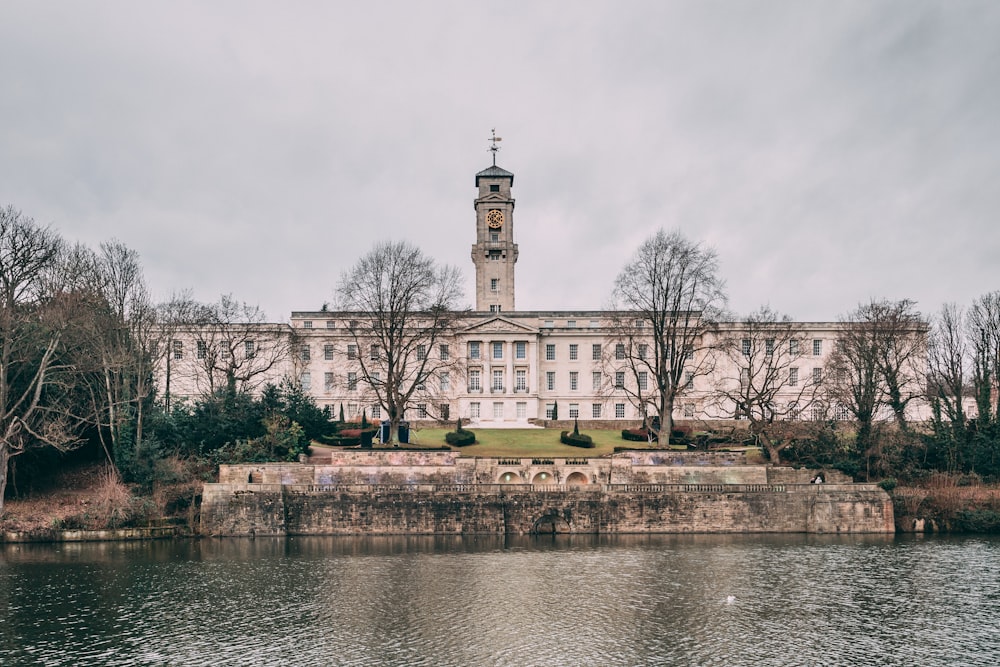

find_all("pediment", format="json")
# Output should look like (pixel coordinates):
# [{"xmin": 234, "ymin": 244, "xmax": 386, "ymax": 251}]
[
  {"xmin": 459, "ymin": 316, "xmax": 537, "ymax": 334},
  {"xmin": 479, "ymin": 193, "xmax": 510, "ymax": 203}
]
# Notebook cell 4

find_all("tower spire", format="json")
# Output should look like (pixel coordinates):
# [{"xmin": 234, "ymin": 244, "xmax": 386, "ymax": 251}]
[{"xmin": 488, "ymin": 128, "xmax": 502, "ymax": 166}]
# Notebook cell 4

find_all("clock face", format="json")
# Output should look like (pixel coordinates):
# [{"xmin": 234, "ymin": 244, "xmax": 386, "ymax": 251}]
[{"xmin": 487, "ymin": 209, "xmax": 504, "ymax": 229}]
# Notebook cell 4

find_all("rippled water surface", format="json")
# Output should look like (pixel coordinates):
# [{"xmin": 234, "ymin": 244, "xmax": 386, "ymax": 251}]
[{"xmin": 2, "ymin": 534, "xmax": 999, "ymax": 666}]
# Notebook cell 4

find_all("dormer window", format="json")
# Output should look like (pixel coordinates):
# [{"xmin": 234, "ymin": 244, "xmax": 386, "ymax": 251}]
[{"xmin": 490, "ymin": 184, "xmax": 500, "ymax": 192}]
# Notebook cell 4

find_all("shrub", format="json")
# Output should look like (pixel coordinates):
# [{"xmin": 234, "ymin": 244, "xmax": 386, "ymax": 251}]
[
  {"xmin": 358, "ymin": 428, "xmax": 378, "ymax": 447},
  {"xmin": 561, "ymin": 430, "xmax": 594, "ymax": 448},
  {"xmin": 622, "ymin": 428, "xmax": 655, "ymax": 442},
  {"xmin": 879, "ymin": 478, "xmax": 898, "ymax": 492},
  {"xmin": 446, "ymin": 429, "xmax": 477, "ymax": 446}
]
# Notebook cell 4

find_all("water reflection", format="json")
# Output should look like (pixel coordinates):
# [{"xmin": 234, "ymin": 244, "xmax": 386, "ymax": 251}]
[{"xmin": 1, "ymin": 534, "xmax": 997, "ymax": 666}]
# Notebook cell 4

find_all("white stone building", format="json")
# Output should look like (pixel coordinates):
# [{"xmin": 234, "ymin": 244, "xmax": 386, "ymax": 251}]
[{"xmin": 160, "ymin": 159, "xmax": 930, "ymax": 427}]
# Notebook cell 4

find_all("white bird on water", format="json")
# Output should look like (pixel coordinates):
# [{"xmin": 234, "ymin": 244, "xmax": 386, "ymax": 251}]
[{"xmin": 725, "ymin": 595, "xmax": 736, "ymax": 604}]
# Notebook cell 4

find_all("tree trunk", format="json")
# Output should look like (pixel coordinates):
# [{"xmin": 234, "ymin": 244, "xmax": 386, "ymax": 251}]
[{"xmin": 0, "ymin": 444, "xmax": 10, "ymax": 515}]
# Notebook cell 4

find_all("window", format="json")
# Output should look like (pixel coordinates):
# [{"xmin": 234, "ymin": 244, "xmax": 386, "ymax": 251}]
[
  {"xmin": 371, "ymin": 372, "xmax": 380, "ymax": 387},
  {"xmin": 615, "ymin": 343, "xmax": 626, "ymax": 360},
  {"xmin": 470, "ymin": 402, "xmax": 480, "ymax": 419},
  {"xmin": 569, "ymin": 344, "xmax": 578, "ymax": 360},
  {"xmin": 439, "ymin": 344, "xmax": 449, "ymax": 360},
  {"xmin": 326, "ymin": 320, "xmax": 335, "ymax": 329},
  {"xmin": 197, "ymin": 340, "xmax": 207, "ymax": 359},
  {"xmin": 493, "ymin": 342, "xmax": 503, "ymax": 359},
  {"xmin": 372, "ymin": 404, "xmax": 381, "ymax": 419},
  {"xmin": 765, "ymin": 339, "xmax": 775, "ymax": 356},
  {"xmin": 634, "ymin": 319, "xmax": 644, "ymax": 328},
  {"xmin": 543, "ymin": 320, "xmax": 554, "ymax": 328},
  {"xmin": 490, "ymin": 304, "xmax": 501, "ymax": 313},
  {"xmin": 172, "ymin": 340, "xmax": 183, "ymax": 360},
  {"xmin": 790, "ymin": 339, "xmax": 800, "ymax": 356},
  {"xmin": 440, "ymin": 372, "xmax": 450, "ymax": 391},
  {"xmin": 347, "ymin": 403, "xmax": 358, "ymax": 418},
  {"xmin": 417, "ymin": 403, "xmax": 428, "ymax": 418},
  {"xmin": 300, "ymin": 372, "xmax": 311, "ymax": 390},
  {"xmin": 469, "ymin": 342, "xmax": 480, "ymax": 359},
  {"xmin": 787, "ymin": 402, "xmax": 799, "ymax": 420},
  {"xmin": 545, "ymin": 344, "xmax": 555, "ymax": 361},
  {"xmin": 638, "ymin": 371, "xmax": 648, "ymax": 391},
  {"xmin": 638, "ymin": 343, "xmax": 647, "ymax": 360},
  {"xmin": 589, "ymin": 320, "xmax": 599, "ymax": 328},
  {"xmin": 417, "ymin": 345, "xmax": 426, "ymax": 360},
  {"xmin": 741, "ymin": 339, "xmax": 751, "ymax": 356},
  {"xmin": 490, "ymin": 184, "xmax": 500, "ymax": 192},
  {"xmin": 789, "ymin": 367, "xmax": 799, "ymax": 387},
  {"xmin": 516, "ymin": 402, "xmax": 526, "ymax": 418},
  {"xmin": 569, "ymin": 403, "xmax": 579, "ymax": 419},
  {"xmin": 300, "ymin": 344, "xmax": 311, "ymax": 361},
  {"xmin": 684, "ymin": 372, "xmax": 694, "ymax": 388},
  {"xmin": 490, "ymin": 278, "xmax": 499, "ymax": 292},
  {"xmin": 545, "ymin": 403, "xmax": 555, "ymax": 419},
  {"xmin": 469, "ymin": 369, "xmax": 481, "ymax": 391},
  {"xmin": 515, "ymin": 341, "xmax": 526, "ymax": 359},
  {"xmin": 567, "ymin": 320, "xmax": 576, "ymax": 328},
  {"xmin": 347, "ymin": 372, "xmax": 357, "ymax": 391},
  {"xmin": 546, "ymin": 371, "xmax": 555, "ymax": 391},
  {"xmin": 324, "ymin": 344, "xmax": 334, "ymax": 360},
  {"xmin": 835, "ymin": 404, "xmax": 851, "ymax": 420},
  {"xmin": 490, "ymin": 232, "xmax": 499, "ymax": 243},
  {"xmin": 615, "ymin": 371, "xmax": 625, "ymax": 389},
  {"xmin": 439, "ymin": 404, "xmax": 449, "ymax": 420},
  {"xmin": 592, "ymin": 372, "xmax": 602, "ymax": 391},
  {"xmin": 592, "ymin": 344, "xmax": 602, "ymax": 360},
  {"xmin": 347, "ymin": 344, "xmax": 357, "ymax": 360},
  {"xmin": 592, "ymin": 404, "xmax": 602, "ymax": 418},
  {"xmin": 492, "ymin": 369, "xmax": 504, "ymax": 392},
  {"xmin": 416, "ymin": 373, "xmax": 426, "ymax": 390},
  {"xmin": 813, "ymin": 339, "xmax": 823, "ymax": 356},
  {"xmin": 615, "ymin": 403, "xmax": 626, "ymax": 419},
  {"xmin": 515, "ymin": 369, "xmax": 526, "ymax": 392},
  {"xmin": 570, "ymin": 371, "xmax": 579, "ymax": 391},
  {"xmin": 493, "ymin": 402, "xmax": 504, "ymax": 419},
  {"xmin": 348, "ymin": 320, "xmax": 358, "ymax": 331},
  {"xmin": 370, "ymin": 345, "xmax": 380, "ymax": 360},
  {"xmin": 303, "ymin": 321, "xmax": 313, "ymax": 329},
  {"xmin": 245, "ymin": 340, "xmax": 255, "ymax": 358},
  {"xmin": 684, "ymin": 345, "xmax": 694, "ymax": 361},
  {"xmin": 813, "ymin": 368, "xmax": 823, "ymax": 385},
  {"xmin": 683, "ymin": 403, "xmax": 695, "ymax": 418},
  {"xmin": 324, "ymin": 372, "xmax": 334, "ymax": 391}
]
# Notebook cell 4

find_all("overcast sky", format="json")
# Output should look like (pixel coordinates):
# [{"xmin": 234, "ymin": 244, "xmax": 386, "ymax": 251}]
[{"xmin": 2, "ymin": 1, "xmax": 997, "ymax": 322}]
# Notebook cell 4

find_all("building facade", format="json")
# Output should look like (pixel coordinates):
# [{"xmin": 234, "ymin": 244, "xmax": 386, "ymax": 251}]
[{"xmin": 160, "ymin": 160, "xmax": 929, "ymax": 426}]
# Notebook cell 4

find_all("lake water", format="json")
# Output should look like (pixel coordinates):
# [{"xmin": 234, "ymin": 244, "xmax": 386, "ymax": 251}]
[{"xmin": 1, "ymin": 534, "xmax": 998, "ymax": 666}]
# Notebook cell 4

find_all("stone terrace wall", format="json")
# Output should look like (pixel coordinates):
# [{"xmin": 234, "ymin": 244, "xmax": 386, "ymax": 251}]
[{"xmin": 201, "ymin": 484, "xmax": 894, "ymax": 536}]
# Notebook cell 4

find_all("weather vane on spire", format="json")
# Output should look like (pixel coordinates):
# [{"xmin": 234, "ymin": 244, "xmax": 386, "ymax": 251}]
[{"xmin": 488, "ymin": 128, "xmax": 502, "ymax": 166}]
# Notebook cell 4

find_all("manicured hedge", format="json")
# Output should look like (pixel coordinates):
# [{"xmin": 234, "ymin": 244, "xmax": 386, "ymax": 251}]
[
  {"xmin": 445, "ymin": 429, "xmax": 477, "ymax": 447},
  {"xmin": 561, "ymin": 430, "xmax": 595, "ymax": 448},
  {"xmin": 622, "ymin": 428, "xmax": 655, "ymax": 442}
]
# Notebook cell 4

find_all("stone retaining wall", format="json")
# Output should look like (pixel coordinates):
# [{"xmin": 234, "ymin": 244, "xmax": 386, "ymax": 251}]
[{"xmin": 201, "ymin": 483, "xmax": 894, "ymax": 536}]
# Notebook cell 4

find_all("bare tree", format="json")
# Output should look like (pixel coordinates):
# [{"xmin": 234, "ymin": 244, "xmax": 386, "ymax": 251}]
[
  {"xmin": 969, "ymin": 291, "xmax": 1000, "ymax": 426},
  {"xmin": 708, "ymin": 306, "xmax": 818, "ymax": 464},
  {"xmin": 607, "ymin": 229, "xmax": 727, "ymax": 440},
  {"xmin": 188, "ymin": 295, "xmax": 292, "ymax": 397},
  {"xmin": 155, "ymin": 290, "xmax": 204, "ymax": 412},
  {"xmin": 827, "ymin": 298, "xmax": 927, "ymax": 478},
  {"xmin": 0, "ymin": 207, "xmax": 87, "ymax": 512},
  {"xmin": 335, "ymin": 241, "xmax": 464, "ymax": 444}
]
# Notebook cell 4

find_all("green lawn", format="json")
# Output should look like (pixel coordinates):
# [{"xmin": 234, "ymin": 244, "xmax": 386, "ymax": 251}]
[{"xmin": 407, "ymin": 427, "xmax": 653, "ymax": 457}]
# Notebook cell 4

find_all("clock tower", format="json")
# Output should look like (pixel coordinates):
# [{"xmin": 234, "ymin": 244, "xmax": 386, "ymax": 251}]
[{"xmin": 472, "ymin": 132, "xmax": 518, "ymax": 312}]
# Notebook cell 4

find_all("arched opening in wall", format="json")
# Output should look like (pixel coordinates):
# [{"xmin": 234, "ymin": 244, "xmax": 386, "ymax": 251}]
[
  {"xmin": 532, "ymin": 471, "xmax": 555, "ymax": 485},
  {"xmin": 565, "ymin": 472, "xmax": 588, "ymax": 486},
  {"xmin": 532, "ymin": 514, "xmax": 571, "ymax": 534},
  {"xmin": 498, "ymin": 471, "xmax": 520, "ymax": 484}
]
